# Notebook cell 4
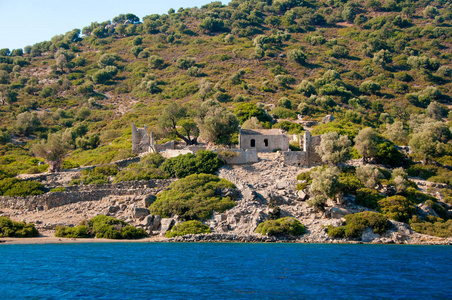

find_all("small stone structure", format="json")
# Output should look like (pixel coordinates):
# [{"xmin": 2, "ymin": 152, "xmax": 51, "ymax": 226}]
[
  {"xmin": 221, "ymin": 149, "xmax": 258, "ymax": 165},
  {"xmin": 283, "ymin": 131, "xmax": 322, "ymax": 167},
  {"xmin": 239, "ymin": 128, "xmax": 290, "ymax": 152},
  {"xmin": 132, "ymin": 123, "xmax": 155, "ymax": 154}
]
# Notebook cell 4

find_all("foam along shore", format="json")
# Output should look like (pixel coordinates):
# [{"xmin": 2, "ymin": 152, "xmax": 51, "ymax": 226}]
[{"xmin": 0, "ymin": 235, "xmax": 166, "ymax": 245}]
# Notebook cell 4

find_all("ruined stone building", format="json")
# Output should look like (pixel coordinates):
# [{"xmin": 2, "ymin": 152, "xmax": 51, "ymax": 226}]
[
  {"xmin": 237, "ymin": 128, "xmax": 322, "ymax": 167},
  {"xmin": 239, "ymin": 128, "xmax": 290, "ymax": 152},
  {"xmin": 131, "ymin": 123, "xmax": 155, "ymax": 154}
]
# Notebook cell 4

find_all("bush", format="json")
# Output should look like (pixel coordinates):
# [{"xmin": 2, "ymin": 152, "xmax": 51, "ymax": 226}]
[
  {"xmin": 255, "ymin": 217, "xmax": 306, "ymax": 237},
  {"xmin": 55, "ymin": 225, "xmax": 90, "ymax": 238},
  {"xmin": 49, "ymin": 187, "xmax": 66, "ymax": 193},
  {"xmin": 355, "ymin": 188, "xmax": 384, "ymax": 209},
  {"xmin": 0, "ymin": 217, "xmax": 39, "ymax": 237},
  {"xmin": 115, "ymin": 153, "xmax": 168, "ymax": 182},
  {"xmin": 378, "ymin": 195, "xmax": 415, "ymax": 222},
  {"xmin": 410, "ymin": 218, "xmax": 452, "ymax": 238},
  {"xmin": 327, "ymin": 211, "xmax": 390, "ymax": 238},
  {"xmin": 0, "ymin": 178, "xmax": 44, "ymax": 196},
  {"xmin": 160, "ymin": 150, "xmax": 223, "ymax": 178},
  {"xmin": 375, "ymin": 142, "xmax": 405, "ymax": 167},
  {"xmin": 55, "ymin": 215, "xmax": 147, "ymax": 239},
  {"xmin": 149, "ymin": 174, "xmax": 235, "ymax": 221},
  {"xmin": 339, "ymin": 173, "xmax": 363, "ymax": 195},
  {"xmin": 269, "ymin": 107, "xmax": 297, "ymax": 120},
  {"xmin": 165, "ymin": 220, "xmax": 211, "ymax": 238}
]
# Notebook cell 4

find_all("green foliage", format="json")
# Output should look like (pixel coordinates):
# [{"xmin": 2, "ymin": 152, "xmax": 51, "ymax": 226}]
[
  {"xmin": 71, "ymin": 164, "xmax": 119, "ymax": 185},
  {"xmin": 49, "ymin": 187, "xmax": 66, "ymax": 193},
  {"xmin": 165, "ymin": 220, "xmax": 211, "ymax": 238},
  {"xmin": 378, "ymin": 195, "xmax": 416, "ymax": 223},
  {"xmin": 0, "ymin": 178, "xmax": 44, "ymax": 196},
  {"xmin": 410, "ymin": 217, "xmax": 452, "ymax": 238},
  {"xmin": 327, "ymin": 211, "xmax": 390, "ymax": 238},
  {"xmin": 269, "ymin": 107, "xmax": 297, "ymax": 120},
  {"xmin": 339, "ymin": 173, "xmax": 363, "ymax": 195},
  {"xmin": 160, "ymin": 150, "xmax": 223, "ymax": 179},
  {"xmin": 149, "ymin": 173, "xmax": 235, "ymax": 221},
  {"xmin": 0, "ymin": 217, "xmax": 39, "ymax": 237},
  {"xmin": 115, "ymin": 153, "xmax": 168, "ymax": 182},
  {"xmin": 55, "ymin": 215, "xmax": 147, "ymax": 239},
  {"xmin": 273, "ymin": 121, "xmax": 303, "ymax": 134},
  {"xmin": 355, "ymin": 188, "xmax": 384, "ymax": 209},
  {"xmin": 255, "ymin": 217, "xmax": 306, "ymax": 237},
  {"xmin": 234, "ymin": 103, "xmax": 272, "ymax": 124},
  {"xmin": 55, "ymin": 225, "xmax": 91, "ymax": 238}
]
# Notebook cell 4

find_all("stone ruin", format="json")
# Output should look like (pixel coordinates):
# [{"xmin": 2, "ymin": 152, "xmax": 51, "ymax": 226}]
[
  {"xmin": 236, "ymin": 128, "xmax": 321, "ymax": 167},
  {"xmin": 131, "ymin": 124, "xmax": 322, "ymax": 167},
  {"xmin": 132, "ymin": 123, "xmax": 155, "ymax": 154}
]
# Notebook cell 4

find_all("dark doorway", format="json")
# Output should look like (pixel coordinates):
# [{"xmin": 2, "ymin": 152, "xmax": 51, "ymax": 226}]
[
  {"xmin": 264, "ymin": 139, "xmax": 269, "ymax": 147},
  {"xmin": 251, "ymin": 139, "xmax": 255, "ymax": 147}
]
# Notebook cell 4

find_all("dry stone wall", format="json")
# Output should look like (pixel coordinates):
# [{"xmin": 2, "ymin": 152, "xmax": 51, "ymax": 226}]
[{"xmin": 0, "ymin": 179, "xmax": 174, "ymax": 211}]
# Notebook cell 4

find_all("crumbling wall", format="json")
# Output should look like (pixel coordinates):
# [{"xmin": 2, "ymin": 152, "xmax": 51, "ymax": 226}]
[
  {"xmin": 283, "ymin": 131, "xmax": 322, "ymax": 167},
  {"xmin": 132, "ymin": 123, "xmax": 151, "ymax": 154},
  {"xmin": 0, "ymin": 179, "xmax": 174, "ymax": 211},
  {"xmin": 222, "ymin": 149, "xmax": 258, "ymax": 165}
]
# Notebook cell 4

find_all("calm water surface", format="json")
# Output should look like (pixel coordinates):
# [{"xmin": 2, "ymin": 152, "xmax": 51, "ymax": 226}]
[{"xmin": 0, "ymin": 243, "xmax": 451, "ymax": 299}]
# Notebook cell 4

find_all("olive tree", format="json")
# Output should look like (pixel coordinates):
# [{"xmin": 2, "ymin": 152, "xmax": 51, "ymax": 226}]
[
  {"xmin": 354, "ymin": 127, "xmax": 379, "ymax": 163},
  {"xmin": 315, "ymin": 131, "xmax": 351, "ymax": 165},
  {"xmin": 195, "ymin": 100, "xmax": 239, "ymax": 145},
  {"xmin": 308, "ymin": 167, "xmax": 340, "ymax": 210},
  {"xmin": 356, "ymin": 165, "xmax": 383, "ymax": 189},
  {"xmin": 32, "ymin": 130, "xmax": 73, "ymax": 172},
  {"xmin": 158, "ymin": 102, "xmax": 198, "ymax": 145}
]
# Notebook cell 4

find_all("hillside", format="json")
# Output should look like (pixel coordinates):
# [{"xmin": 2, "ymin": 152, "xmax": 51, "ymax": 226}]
[{"xmin": 0, "ymin": 0, "xmax": 452, "ymax": 242}]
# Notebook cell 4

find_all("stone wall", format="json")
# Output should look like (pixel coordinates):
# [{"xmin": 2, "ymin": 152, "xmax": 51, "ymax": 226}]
[
  {"xmin": 222, "ymin": 149, "xmax": 258, "ymax": 165},
  {"xmin": 0, "ymin": 179, "xmax": 174, "ymax": 211},
  {"xmin": 239, "ymin": 129, "xmax": 290, "ymax": 152},
  {"xmin": 283, "ymin": 132, "xmax": 322, "ymax": 167}
]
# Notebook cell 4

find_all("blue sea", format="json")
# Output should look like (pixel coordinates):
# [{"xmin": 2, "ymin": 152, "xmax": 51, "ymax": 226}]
[{"xmin": 0, "ymin": 243, "xmax": 451, "ymax": 299}]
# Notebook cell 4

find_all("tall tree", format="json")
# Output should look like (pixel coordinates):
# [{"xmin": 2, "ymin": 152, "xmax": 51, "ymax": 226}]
[
  {"xmin": 158, "ymin": 102, "xmax": 198, "ymax": 145},
  {"xmin": 316, "ymin": 132, "xmax": 351, "ymax": 166},
  {"xmin": 354, "ymin": 127, "xmax": 379, "ymax": 163}
]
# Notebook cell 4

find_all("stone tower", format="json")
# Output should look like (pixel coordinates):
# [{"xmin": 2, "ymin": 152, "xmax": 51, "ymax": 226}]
[{"xmin": 132, "ymin": 123, "xmax": 153, "ymax": 154}]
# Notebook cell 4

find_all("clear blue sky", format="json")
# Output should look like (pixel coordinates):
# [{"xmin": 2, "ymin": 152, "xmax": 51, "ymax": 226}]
[{"xmin": 0, "ymin": 0, "xmax": 228, "ymax": 50}]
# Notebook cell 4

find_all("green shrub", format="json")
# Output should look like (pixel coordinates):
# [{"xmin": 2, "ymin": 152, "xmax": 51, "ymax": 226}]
[
  {"xmin": 0, "ymin": 217, "xmax": 39, "ymax": 237},
  {"xmin": 403, "ymin": 187, "xmax": 436, "ymax": 204},
  {"xmin": 355, "ymin": 188, "xmax": 384, "ymax": 209},
  {"xmin": 375, "ymin": 142, "xmax": 405, "ymax": 167},
  {"xmin": 165, "ymin": 220, "xmax": 211, "ymax": 238},
  {"xmin": 115, "ymin": 153, "xmax": 168, "ymax": 182},
  {"xmin": 328, "ymin": 211, "xmax": 390, "ymax": 238},
  {"xmin": 339, "ymin": 173, "xmax": 363, "ymax": 195},
  {"xmin": 55, "ymin": 225, "xmax": 90, "ymax": 238},
  {"xmin": 255, "ymin": 217, "xmax": 306, "ymax": 237},
  {"xmin": 160, "ymin": 150, "xmax": 223, "ymax": 178},
  {"xmin": 55, "ymin": 215, "xmax": 147, "ymax": 239},
  {"xmin": 269, "ymin": 107, "xmax": 297, "ymax": 120},
  {"xmin": 49, "ymin": 187, "xmax": 66, "ymax": 193},
  {"xmin": 410, "ymin": 217, "xmax": 452, "ymax": 237},
  {"xmin": 149, "ymin": 173, "xmax": 235, "ymax": 221},
  {"xmin": 378, "ymin": 195, "xmax": 415, "ymax": 222},
  {"xmin": 297, "ymin": 170, "xmax": 312, "ymax": 182},
  {"xmin": 406, "ymin": 164, "xmax": 437, "ymax": 179},
  {"xmin": 0, "ymin": 178, "xmax": 44, "ymax": 196}
]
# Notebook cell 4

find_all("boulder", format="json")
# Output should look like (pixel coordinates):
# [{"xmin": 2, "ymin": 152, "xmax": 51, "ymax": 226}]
[
  {"xmin": 219, "ymin": 188, "xmax": 241, "ymax": 200},
  {"xmin": 322, "ymin": 115, "xmax": 335, "ymax": 123},
  {"xmin": 416, "ymin": 203, "xmax": 439, "ymax": 219},
  {"xmin": 242, "ymin": 189, "xmax": 256, "ymax": 201},
  {"xmin": 160, "ymin": 218, "xmax": 174, "ymax": 232},
  {"xmin": 297, "ymin": 190, "xmax": 308, "ymax": 201},
  {"xmin": 152, "ymin": 215, "xmax": 161, "ymax": 231},
  {"xmin": 214, "ymin": 214, "xmax": 227, "ymax": 223},
  {"xmin": 108, "ymin": 206, "xmax": 120, "ymax": 213},
  {"xmin": 143, "ymin": 195, "xmax": 157, "ymax": 208},
  {"xmin": 275, "ymin": 180, "xmax": 290, "ymax": 190},
  {"xmin": 131, "ymin": 207, "xmax": 150, "ymax": 220},
  {"xmin": 327, "ymin": 207, "xmax": 350, "ymax": 219},
  {"xmin": 141, "ymin": 215, "xmax": 154, "ymax": 227},
  {"xmin": 361, "ymin": 227, "xmax": 380, "ymax": 242},
  {"xmin": 268, "ymin": 192, "xmax": 286, "ymax": 206},
  {"xmin": 389, "ymin": 220, "xmax": 412, "ymax": 235}
]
